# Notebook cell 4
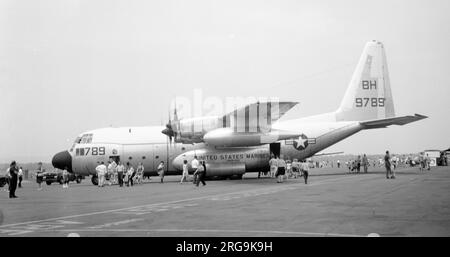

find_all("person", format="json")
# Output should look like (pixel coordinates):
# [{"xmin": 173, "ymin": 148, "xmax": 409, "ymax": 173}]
[
  {"xmin": 95, "ymin": 162, "xmax": 107, "ymax": 187},
  {"xmin": 356, "ymin": 155, "xmax": 361, "ymax": 173},
  {"xmin": 385, "ymin": 151, "xmax": 394, "ymax": 179},
  {"xmin": 425, "ymin": 154, "xmax": 431, "ymax": 170},
  {"xmin": 269, "ymin": 155, "xmax": 278, "ymax": 178},
  {"xmin": 130, "ymin": 163, "xmax": 137, "ymax": 186},
  {"xmin": 362, "ymin": 154, "xmax": 369, "ymax": 173},
  {"xmin": 337, "ymin": 160, "xmax": 341, "ymax": 168},
  {"xmin": 157, "ymin": 161, "xmax": 165, "ymax": 183},
  {"xmin": 301, "ymin": 160, "xmax": 309, "ymax": 184},
  {"xmin": 126, "ymin": 162, "xmax": 134, "ymax": 186},
  {"xmin": 286, "ymin": 159, "xmax": 292, "ymax": 179},
  {"xmin": 194, "ymin": 161, "xmax": 206, "ymax": 187},
  {"xmin": 18, "ymin": 166, "xmax": 23, "ymax": 188},
  {"xmin": 62, "ymin": 167, "xmax": 69, "ymax": 188},
  {"xmin": 8, "ymin": 161, "xmax": 19, "ymax": 198},
  {"xmin": 277, "ymin": 157, "xmax": 286, "ymax": 183},
  {"xmin": 117, "ymin": 161, "xmax": 125, "ymax": 187},
  {"xmin": 136, "ymin": 162, "xmax": 144, "ymax": 184},
  {"xmin": 418, "ymin": 153, "xmax": 424, "ymax": 171},
  {"xmin": 107, "ymin": 159, "xmax": 117, "ymax": 185},
  {"xmin": 180, "ymin": 160, "xmax": 189, "ymax": 184},
  {"xmin": 291, "ymin": 159, "xmax": 300, "ymax": 179},
  {"xmin": 36, "ymin": 162, "xmax": 44, "ymax": 190},
  {"xmin": 191, "ymin": 156, "xmax": 199, "ymax": 171}
]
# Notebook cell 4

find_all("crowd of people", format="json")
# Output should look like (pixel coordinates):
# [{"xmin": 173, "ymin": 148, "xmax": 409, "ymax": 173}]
[
  {"xmin": 264, "ymin": 155, "xmax": 310, "ymax": 184},
  {"xmin": 4, "ymin": 150, "xmax": 440, "ymax": 199},
  {"xmin": 93, "ymin": 156, "xmax": 208, "ymax": 188}
]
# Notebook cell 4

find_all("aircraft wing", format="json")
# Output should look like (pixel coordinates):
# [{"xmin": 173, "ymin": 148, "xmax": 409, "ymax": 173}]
[
  {"xmin": 221, "ymin": 101, "xmax": 298, "ymax": 132},
  {"xmin": 360, "ymin": 114, "xmax": 427, "ymax": 129}
]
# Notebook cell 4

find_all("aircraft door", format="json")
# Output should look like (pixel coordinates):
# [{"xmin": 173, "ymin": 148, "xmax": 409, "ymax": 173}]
[
  {"xmin": 270, "ymin": 143, "xmax": 280, "ymax": 158},
  {"xmin": 152, "ymin": 144, "xmax": 168, "ymax": 173}
]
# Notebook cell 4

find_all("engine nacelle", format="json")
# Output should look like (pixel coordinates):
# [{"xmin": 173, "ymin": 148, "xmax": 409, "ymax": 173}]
[{"xmin": 203, "ymin": 128, "xmax": 300, "ymax": 147}]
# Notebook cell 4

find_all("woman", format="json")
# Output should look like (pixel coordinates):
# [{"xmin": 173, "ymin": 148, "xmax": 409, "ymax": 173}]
[
  {"xmin": 136, "ymin": 162, "xmax": 144, "ymax": 184},
  {"xmin": 157, "ymin": 161, "xmax": 165, "ymax": 183},
  {"xmin": 277, "ymin": 158, "xmax": 286, "ymax": 183},
  {"xmin": 180, "ymin": 160, "xmax": 189, "ymax": 184}
]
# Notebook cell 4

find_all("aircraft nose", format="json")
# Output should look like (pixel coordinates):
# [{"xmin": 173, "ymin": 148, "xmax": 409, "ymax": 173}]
[{"xmin": 52, "ymin": 151, "xmax": 72, "ymax": 172}]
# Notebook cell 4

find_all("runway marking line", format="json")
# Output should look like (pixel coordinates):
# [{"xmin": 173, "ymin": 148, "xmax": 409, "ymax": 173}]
[
  {"xmin": 0, "ymin": 174, "xmax": 375, "ymax": 234},
  {"xmin": 36, "ymin": 228, "xmax": 364, "ymax": 237}
]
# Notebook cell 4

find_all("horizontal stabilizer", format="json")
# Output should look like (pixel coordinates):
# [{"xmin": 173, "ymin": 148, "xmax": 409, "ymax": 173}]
[
  {"xmin": 360, "ymin": 114, "xmax": 427, "ymax": 129},
  {"xmin": 313, "ymin": 151, "xmax": 344, "ymax": 157}
]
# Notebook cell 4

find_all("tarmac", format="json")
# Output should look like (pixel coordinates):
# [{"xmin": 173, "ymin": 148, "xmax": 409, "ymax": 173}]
[{"xmin": 1, "ymin": 165, "xmax": 449, "ymax": 237}]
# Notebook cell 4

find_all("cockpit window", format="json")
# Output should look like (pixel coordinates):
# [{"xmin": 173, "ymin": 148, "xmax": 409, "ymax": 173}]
[
  {"xmin": 80, "ymin": 134, "xmax": 93, "ymax": 144},
  {"xmin": 69, "ymin": 136, "xmax": 82, "ymax": 152}
]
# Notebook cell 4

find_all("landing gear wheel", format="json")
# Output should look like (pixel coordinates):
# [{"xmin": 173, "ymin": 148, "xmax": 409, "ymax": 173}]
[{"xmin": 91, "ymin": 175, "xmax": 98, "ymax": 186}]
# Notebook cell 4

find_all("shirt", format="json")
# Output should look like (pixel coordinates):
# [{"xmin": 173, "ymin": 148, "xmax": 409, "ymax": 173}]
[
  {"xmin": 182, "ymin": 164, "xmax": 188, "ymax": 174},
  {"xmin": 127, "ymin": 167, "xmax": 134, "ymax": 176},
  {"xmin": 96, "ymin": 164, "xmax": 107, "ymax": 175},
  {"xmin": 302, "ymin": 162, "xmax": 310, "ymax": 171},
  {"xmin": 191, "ymin": 159, "xmax": 199, "ymax": 169},
  {"xmin": 277, "ymin": 159, "xmax": 286, "ymax": 168},
  {"xmin": 117, "ymin": 164, "xmax": 125, "ymax": 173},
  {"xmin": 269, "ymin": 158, "xmax": 278, "ymax": 167},
  {"xmin": 18, "ymin": 168, "xmax": 23, "ymax": 176}
]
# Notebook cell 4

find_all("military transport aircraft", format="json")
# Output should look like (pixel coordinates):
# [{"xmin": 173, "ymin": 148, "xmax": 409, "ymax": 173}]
[{"xmin": 52, "ymin": 41, "xmax": 426, "ymax": 185}]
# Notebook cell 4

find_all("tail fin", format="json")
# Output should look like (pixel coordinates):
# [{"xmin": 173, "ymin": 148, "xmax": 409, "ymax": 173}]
[{"xmin": 336, "ymin": 40, "xmax": 395, "ymax": 121}]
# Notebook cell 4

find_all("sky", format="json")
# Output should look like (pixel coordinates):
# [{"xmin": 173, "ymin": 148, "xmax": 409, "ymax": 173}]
[{"xmin": 1, "ymin": 0, "xmax": 449, "ymax": 163}]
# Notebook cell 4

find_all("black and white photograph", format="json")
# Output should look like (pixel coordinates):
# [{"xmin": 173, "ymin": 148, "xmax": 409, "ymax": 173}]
[{"xmin": 1, "ymin": 0, "xmax": 449, "ymax": 245}]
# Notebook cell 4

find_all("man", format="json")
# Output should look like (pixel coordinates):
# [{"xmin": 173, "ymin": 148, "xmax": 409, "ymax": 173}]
[
  {"xmin": 62, "ymin": 167, "xmax": 69, "ymax": 189},
  {"xmin": 116, "ymin": 161, "xmax": 125, "ymax": 187},
  {"xmin": 157, "ymin": 161, "xmax": 165, "ymax": 183},
  {"xmin": 362, "ymin": 154, "xmax": 369, "ymax": 173},
  {"xmin": 194, "ymin": 161, "xmax": 206, "ymax": 187},
  {"xmin": 36, "ymin": 162, "xmax": 44, "ymax": 190},
  {"xmin": 191, "ymin": 156, "xmax": 199, "ymax": 171},
  {"xmin": 126, "ymin": 162, "xmax": 134, "ymax": 186},
  {"xmin": 95, "ymin": 162, "xmax": 107, "ymax": 187},
  {"xmin": 301, "ymin": 160, "xmax": 309, "ymax": 184},
  {"xmin": 8, "ymin": 161, "xmax": 18, "ymax": 198},
  {"xmin": 269, "ymin": 155, "xmax": 278, "ymax": 178},
  {"xmin": 385, "ymin": 151, "xmax": 394, "ymax": 179},
  {"xmin": 18, "ymin": 166, "xmax": 23, "ymax": 188},
  {"xmin": 337, "ymin": 160, "xmax": 341, "ymax": 169},
  {"xmin": 356, "ymin": 155, "xmax": 361, "ymax": 173}
]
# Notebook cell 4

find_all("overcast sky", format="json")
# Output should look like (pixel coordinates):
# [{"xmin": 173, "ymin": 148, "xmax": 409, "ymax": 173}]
[{"xmin": 1, "ymin": 0, "xmax": 449, "ymax": 163}]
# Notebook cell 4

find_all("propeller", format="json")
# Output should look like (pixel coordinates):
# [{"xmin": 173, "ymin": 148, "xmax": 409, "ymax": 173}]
[{"xmin": 161, "ymin": 99, "xmax": 179, "ymax": 145}]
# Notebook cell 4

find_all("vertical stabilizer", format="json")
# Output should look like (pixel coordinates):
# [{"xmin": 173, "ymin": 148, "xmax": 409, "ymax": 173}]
[{"xmin": 336, "ymin": 41, "xmax": 395, "ymax": 121}]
